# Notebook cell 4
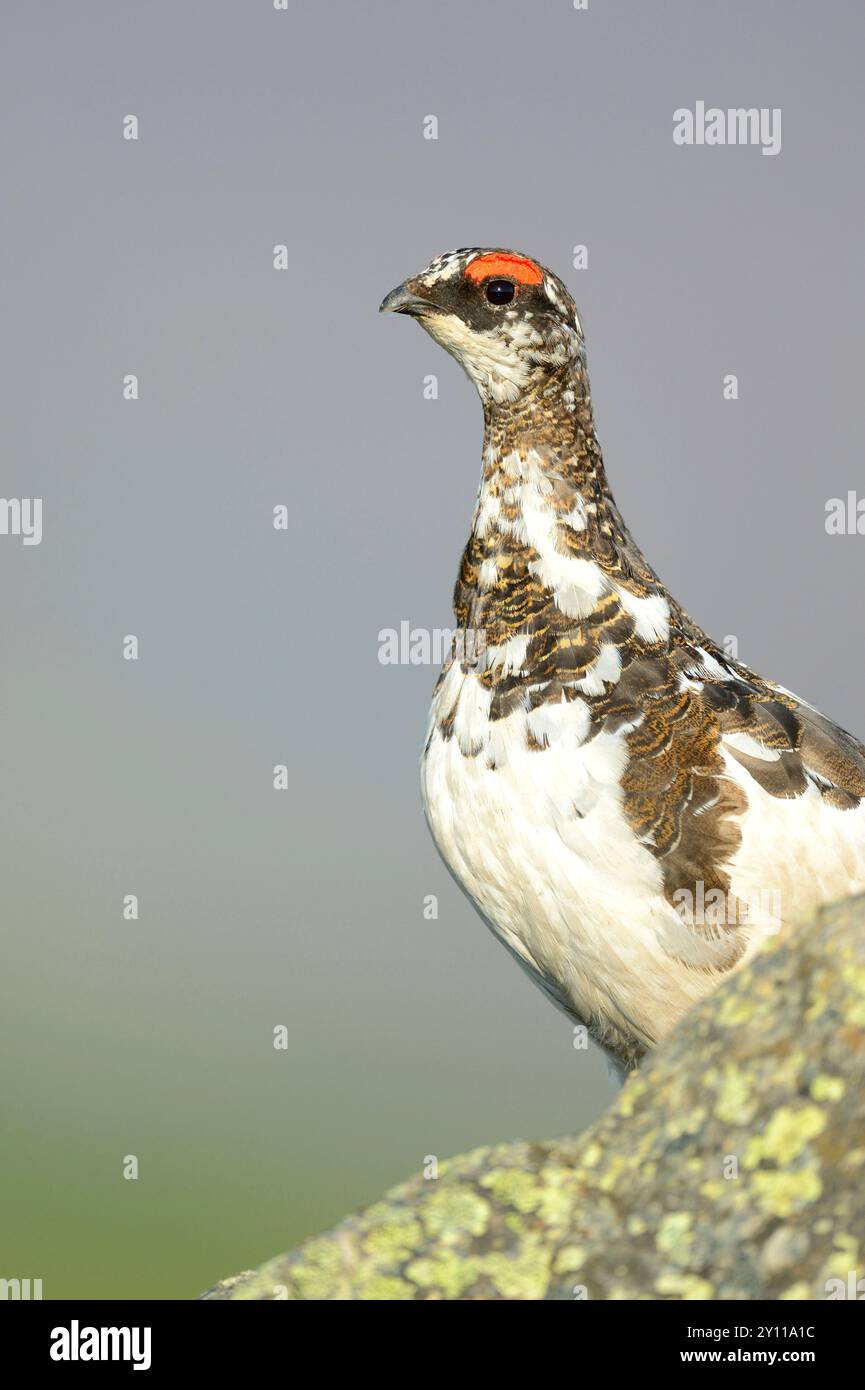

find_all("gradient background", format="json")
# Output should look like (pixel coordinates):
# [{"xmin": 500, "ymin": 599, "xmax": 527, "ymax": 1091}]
[{"xmin": 2, "ymin": 0, "xmax": 864, "ymax": 1300}]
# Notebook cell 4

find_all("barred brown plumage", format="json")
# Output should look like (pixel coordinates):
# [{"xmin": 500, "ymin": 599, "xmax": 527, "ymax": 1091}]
[{"xmin": 381, "ymin": 248, "xmax": 865, "ymax": 1072}]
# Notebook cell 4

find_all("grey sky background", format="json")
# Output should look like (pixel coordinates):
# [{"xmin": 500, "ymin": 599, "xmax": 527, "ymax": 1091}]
[{"xmin": 2, "ymin": 0, "xmax": 864, "ymax": 1298}]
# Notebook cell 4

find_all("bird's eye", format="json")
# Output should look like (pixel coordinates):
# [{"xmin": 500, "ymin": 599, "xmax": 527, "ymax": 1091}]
[{"xmin": 485, "ymin": 278, "xmax": 515, "ymax": 305}]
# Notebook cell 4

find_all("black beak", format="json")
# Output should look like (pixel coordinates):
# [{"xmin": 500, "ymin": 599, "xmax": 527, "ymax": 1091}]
[{"xmin": 379, "ymin": 280, "xmax": 436, "ymax": 316}]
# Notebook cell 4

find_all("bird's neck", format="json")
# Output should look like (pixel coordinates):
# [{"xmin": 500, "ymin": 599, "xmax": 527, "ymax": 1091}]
[
  {"xmin": 453, "ymin": 366, "xmax": 670, "ymax": 645},
  {"xmin": 480, "ymin": 361, "xmax": 603, "ymax": 495},
  {"xmin": 469, "ymin": 365, "xmax": 631, "ymax": 576}
]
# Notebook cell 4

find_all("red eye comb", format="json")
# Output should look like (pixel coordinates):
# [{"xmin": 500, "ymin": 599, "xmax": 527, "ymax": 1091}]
[{"xmin": 465, "ymin": 253, "xmax": 543, "ymax": 286}]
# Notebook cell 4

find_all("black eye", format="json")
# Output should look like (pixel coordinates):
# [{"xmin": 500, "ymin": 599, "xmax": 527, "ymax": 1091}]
[{"xmin": 485, "ymin": 278, "xmax": 515, "ymax": 305}]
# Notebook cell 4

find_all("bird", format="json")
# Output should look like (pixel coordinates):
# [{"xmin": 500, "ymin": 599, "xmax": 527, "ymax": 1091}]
[{"xmin": 380, "ymin": 248, "xmax": 865, "ymax": 1073}]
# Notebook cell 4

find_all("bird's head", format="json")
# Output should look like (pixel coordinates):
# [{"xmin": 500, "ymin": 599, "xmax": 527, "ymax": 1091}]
[{"xmin": 380, "ymin": 248, "xmax": 585, "ymax": 406}]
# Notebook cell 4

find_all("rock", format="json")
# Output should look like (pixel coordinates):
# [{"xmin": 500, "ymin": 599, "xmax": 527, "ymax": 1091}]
[{"xmin": 200, "ymin": 895, "xmax": 865, "ymax": 1300}]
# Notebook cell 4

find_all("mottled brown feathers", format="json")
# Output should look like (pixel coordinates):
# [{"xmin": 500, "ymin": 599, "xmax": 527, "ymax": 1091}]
[{"xmin": 434, "ymin": 351, "xmax": 865, "ymax": 931}]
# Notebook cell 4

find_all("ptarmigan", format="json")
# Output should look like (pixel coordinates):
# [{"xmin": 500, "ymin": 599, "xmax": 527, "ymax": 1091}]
[{"xmin": 380, "ymin": 248, "xmax": 865, "ymax": 1072}]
